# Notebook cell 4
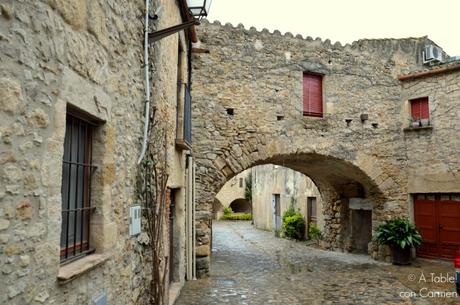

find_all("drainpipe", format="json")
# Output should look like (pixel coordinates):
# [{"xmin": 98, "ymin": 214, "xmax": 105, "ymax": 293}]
[
  {"xmin": 137, "ymin": 0, "xmax": 151, "ymax": 164},
  {"xmin": 186, "ymin": 155, "xmax": 194, "ymax": 280},
  {"xmin": 192, "ymin": 159, "xmax": 197, "ymax": 280}
]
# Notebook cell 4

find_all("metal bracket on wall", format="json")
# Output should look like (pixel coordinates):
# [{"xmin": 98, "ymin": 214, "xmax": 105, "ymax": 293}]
[{"xmin": 148, "ymin": 20, "xmax": 199, "ymax": 44}]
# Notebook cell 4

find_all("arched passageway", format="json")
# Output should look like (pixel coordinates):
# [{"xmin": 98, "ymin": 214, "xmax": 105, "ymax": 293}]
[{"xmin": 229, "ymin": 198, "xmax": 251, "ymax": 213}]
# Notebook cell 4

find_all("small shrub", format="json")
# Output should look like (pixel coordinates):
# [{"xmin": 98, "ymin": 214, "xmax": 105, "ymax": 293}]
[
  {"xmin": 282, "ymin": 205, "xmax": 296, "ymax": 223},
  {"xmin": 283, "ymin": 213, "xmax": 305, "ymax": 240},
  {"xmin": 308, "ymin": 223, "xmax": 321, "ymax": 242},
  {"xmin": 220, "ymin": 213, "xmax": 252, "ymax": 221},
  {"xmin": 223, "ymin": 207, "xmax": 233, "ymax": 216}
]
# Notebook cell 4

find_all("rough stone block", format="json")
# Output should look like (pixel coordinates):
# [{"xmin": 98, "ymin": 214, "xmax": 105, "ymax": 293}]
[
  {"xmin": 0, "ymin": 77, "xmax": 22, "ymax": 114},
  {"xmin": 195, "ymin": 245, "xmax": 210, "ymax": 257},
  {"xmin": 27, "ymin": 108, "xmax": 49, "ymax": 128},
  {"xmin": 87, "ymin": 1, "xmax": 108, "ymax": 48},
  {"xmin": 48, "ymin": 0, "xmax": 87, "ymax": 30}
]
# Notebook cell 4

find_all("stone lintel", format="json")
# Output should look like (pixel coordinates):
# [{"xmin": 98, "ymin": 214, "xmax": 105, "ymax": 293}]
[{"xmin": 349, "ymin": 198, "xmax": 373, "ymax": 210}]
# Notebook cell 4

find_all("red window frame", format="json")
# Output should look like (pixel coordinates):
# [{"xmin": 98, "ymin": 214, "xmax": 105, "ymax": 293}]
[
  {"xmin": 303, "ymin": 73, "xmax": 323, "ymax": 117},
  {"xmin": 410, "ymin": 97, "xmax": 429, "ymax": 120}
]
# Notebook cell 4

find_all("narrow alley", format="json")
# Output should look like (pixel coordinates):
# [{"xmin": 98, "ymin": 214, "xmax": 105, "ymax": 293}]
[{"xmin": 176, "ymin": 222, "xmax": 457, "ymax": 305}]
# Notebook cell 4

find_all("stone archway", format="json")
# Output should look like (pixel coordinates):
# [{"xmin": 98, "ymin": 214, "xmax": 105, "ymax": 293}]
[
  {"xmin": 193, "ymin": 150, "xmax": 401, "ymax": 277},
  {"xmin": 190, "ymin": 21, "xmax": 426, "ymax": 276},
  {"xmin": 229, "ymin": 198, "xmax": 251, "ymax": 213}
]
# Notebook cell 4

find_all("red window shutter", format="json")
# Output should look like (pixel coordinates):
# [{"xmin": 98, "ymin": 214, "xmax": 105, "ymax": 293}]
[
  {"xmin": 410, "ymin": 97, "xmax": 429, "ymax": 120},
  {"xmin": 303, "ymin": 74, "xmax": 323, "ymax": 117}
]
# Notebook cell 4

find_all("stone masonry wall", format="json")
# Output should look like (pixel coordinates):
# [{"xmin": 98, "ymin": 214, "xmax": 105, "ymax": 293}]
[
  {"xmin": 191, "ymin": 20, "xmax": 435, "ymax": 276},
  {"xmin": 400, "ymin": 69, "xmax": 460, "ymax": 199},
  {"xmin": 0, "ymin": 1, "xmax": 190, "ymax": 304}
]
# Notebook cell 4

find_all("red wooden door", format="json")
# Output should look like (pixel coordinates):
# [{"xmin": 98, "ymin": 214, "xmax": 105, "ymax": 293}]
[
  {"xmin": 438, "ymin": 199, "xmax": 460, "ymax": 259},
  {"xmin": 414, "ymin": 195, "xmax": 460, "ymax": 260}
]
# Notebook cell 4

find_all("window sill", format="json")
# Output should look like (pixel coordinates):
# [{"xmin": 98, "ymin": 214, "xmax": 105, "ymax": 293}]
[
  {"xmin": 57, "ymin": 253, "xmax": 110, "ymax": 285},
  {"xmin": 403, "ymin": 126, "xmax": 433, "ymax": 132}
]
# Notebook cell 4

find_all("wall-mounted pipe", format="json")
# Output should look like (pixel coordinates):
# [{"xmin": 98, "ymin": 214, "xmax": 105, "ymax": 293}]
[{"xmin": 137, "ymin": 0, "xmax": 151, "ymax": 164}]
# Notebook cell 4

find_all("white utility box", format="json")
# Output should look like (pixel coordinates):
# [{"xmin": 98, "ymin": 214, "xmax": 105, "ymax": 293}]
[{"xmin": 129, "ymin": 205, "xmax": 142, "ymax": 236}]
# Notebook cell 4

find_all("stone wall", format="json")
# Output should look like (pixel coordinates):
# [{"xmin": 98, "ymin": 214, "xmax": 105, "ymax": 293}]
[
  {"xmin": 191, "ymin": 20, "xmax": 437, "ymax": 276},
  {"xmin": 399, "ymin": 67, "xmax": 460, "ymax": 222},
  {"xmin": 252, "ymin": 165, "xmax": 324, "ymax": 234},
  {"xmin": 0, "ymin": 1, "xmax": 192, "ymax": 304}
]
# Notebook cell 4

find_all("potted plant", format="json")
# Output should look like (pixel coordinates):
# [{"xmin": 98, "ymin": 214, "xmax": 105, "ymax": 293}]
[
  {"xmin": 409, "ymin": 117, "xmax": 421, "ymax": 128},
  {"xmin": 420, "ymin": 118, "xmax": 430, "ymax": 127},
  {"xmin": 374, "ymin": 217, "xmax": 422, "ymax": 265}
]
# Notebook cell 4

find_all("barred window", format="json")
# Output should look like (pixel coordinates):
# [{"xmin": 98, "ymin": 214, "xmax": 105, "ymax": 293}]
[{"xmin": 60, "ymin": 114, "xmax": 96, "ymax": 263}]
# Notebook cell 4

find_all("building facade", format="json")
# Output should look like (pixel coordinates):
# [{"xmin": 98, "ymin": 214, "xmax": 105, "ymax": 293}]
[
  {"xmin": 191, "ymin": 20, "xmax": 460, "ymax": 276},
  {"xmin": 214, "ymin": 169, "xmax": 249, "ymax": 219},
  {"xmin": 0, "ymin": 1, "xmax": 197, "ymax": 304},
  {"xmin": 251, "ymin": 165, "xmax": 324, "ymax": 239}
]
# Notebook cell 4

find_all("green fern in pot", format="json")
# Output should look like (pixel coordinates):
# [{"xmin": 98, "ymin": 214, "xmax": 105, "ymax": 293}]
[{"xmin": 374, "ymin": 217, "xmax": 422, "ymax": 265}]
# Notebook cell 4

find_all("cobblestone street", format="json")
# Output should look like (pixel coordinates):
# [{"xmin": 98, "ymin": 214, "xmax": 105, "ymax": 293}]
[{"xmin": 176, "ymin": 221, "xmax": 458, "ymax": 305}]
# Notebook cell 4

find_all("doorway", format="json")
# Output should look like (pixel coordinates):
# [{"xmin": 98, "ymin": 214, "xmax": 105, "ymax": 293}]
[
  {"xmin": 272, "ymin": 194, "xmax": 281, "ymax": 232},
  {"xmin": 414, "ymin": 194, "xmax": 460, "ymax": 259}
]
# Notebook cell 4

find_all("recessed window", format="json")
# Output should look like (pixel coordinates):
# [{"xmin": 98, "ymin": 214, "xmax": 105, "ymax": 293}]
[
  {"xmin": 303, "ymin": 73, "xmax": 323, "ymax": 117},
  {"xmin": 307, "ymin": 197, "xmax": 317, "ymax": 223},
  {"xmin": 60, "ymin": 114, "xmax": 97, "ymax": 263},
  {"xmin": 226, "ymin": 108, "xmax": 234, "ymax": 115},
  {"xmin": 410, "ymin": 97, "xmax": 429, "ymax": 121},
  {"xmin": 239, "ymin": 178, "xmax": 243, "ymax": 188}
]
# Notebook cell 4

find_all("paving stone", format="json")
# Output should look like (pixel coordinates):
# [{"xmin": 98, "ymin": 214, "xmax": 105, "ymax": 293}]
[{"xmin": 176, "ymin": 222, "xmax": 439, "ymax": 305}]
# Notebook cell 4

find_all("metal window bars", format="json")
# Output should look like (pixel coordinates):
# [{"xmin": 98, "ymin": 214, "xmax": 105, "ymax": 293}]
[{"xmin": 60, "ymin": 115, "xmax": 97, "ymax": 264}]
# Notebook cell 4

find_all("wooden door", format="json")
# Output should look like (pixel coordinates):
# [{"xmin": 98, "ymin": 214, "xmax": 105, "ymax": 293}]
[
  {"xmin": 272, "ymin": 194, "xmax": 281, "ymax": 231},
  {"xmin": 438, "ymin": 199, "xmax": 460, "ymax": 259},
  {"xmin": 415, "ymin": 194, "xmax": 460, "ymax": 260}
]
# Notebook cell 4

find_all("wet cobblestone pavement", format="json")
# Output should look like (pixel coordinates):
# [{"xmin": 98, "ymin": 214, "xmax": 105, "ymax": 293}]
[{"xmin": 176, "ymin": 222, "xmax": 456, "ymax": 305}]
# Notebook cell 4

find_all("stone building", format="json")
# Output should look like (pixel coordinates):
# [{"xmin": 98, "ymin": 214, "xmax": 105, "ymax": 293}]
[
  {"xmin": 191, "ymin": 20, "xmax": 460, "ymax": 276},
  {"xmin": 0, "ymin": 1, "xmax": 199, "ymax": 304},
  {"xmin": 214, "ymin": 169, "xmax": 250, "ymax": 219},
  {"xmin": 251, "ymin": 165, "xmax": 324, "ymax": 240}
]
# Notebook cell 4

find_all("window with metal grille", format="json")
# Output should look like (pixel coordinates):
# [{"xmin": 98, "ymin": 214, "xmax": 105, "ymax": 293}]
[
  {"xmin": 60, "ymin": 114, "xmax": 96, "ymax": 263},
  {"xmin": 410, "ymin": 97, "xmax": 429, "ymax": 120},
  {"xmin": 303, "ymin": 73, "xmax": 323, "ymax": 117}
]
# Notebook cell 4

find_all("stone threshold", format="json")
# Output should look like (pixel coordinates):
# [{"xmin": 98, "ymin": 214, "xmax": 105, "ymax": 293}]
[{"xmin": 58, "ymin": 253, "xmax": 110, "ymax": 285}]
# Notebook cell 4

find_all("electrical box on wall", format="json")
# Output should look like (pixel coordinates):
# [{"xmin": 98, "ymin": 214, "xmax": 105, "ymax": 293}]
[{"xmin": 129, "ymin": 205, "xmax": 141, "ymax": 236}]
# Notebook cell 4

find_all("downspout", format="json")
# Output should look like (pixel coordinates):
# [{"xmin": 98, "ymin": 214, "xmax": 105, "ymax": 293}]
[{"xmin": 137, "ymin": 0, "xmax": 151, "ymax": 164}]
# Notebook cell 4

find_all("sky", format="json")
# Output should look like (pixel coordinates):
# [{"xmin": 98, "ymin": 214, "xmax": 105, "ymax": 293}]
[{"xmin": 206, "ymin": 0, "xmax": 460, "ymax": 56}]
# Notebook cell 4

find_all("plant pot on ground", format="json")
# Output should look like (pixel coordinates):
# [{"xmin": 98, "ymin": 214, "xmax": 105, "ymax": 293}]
[
  {"xmin": 374, "ymin": 217, "xmax": 422, "ymax": 265},
  {"xmin": 390, "ymin": 245, "xmax": 411, "ymax": 265}
]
